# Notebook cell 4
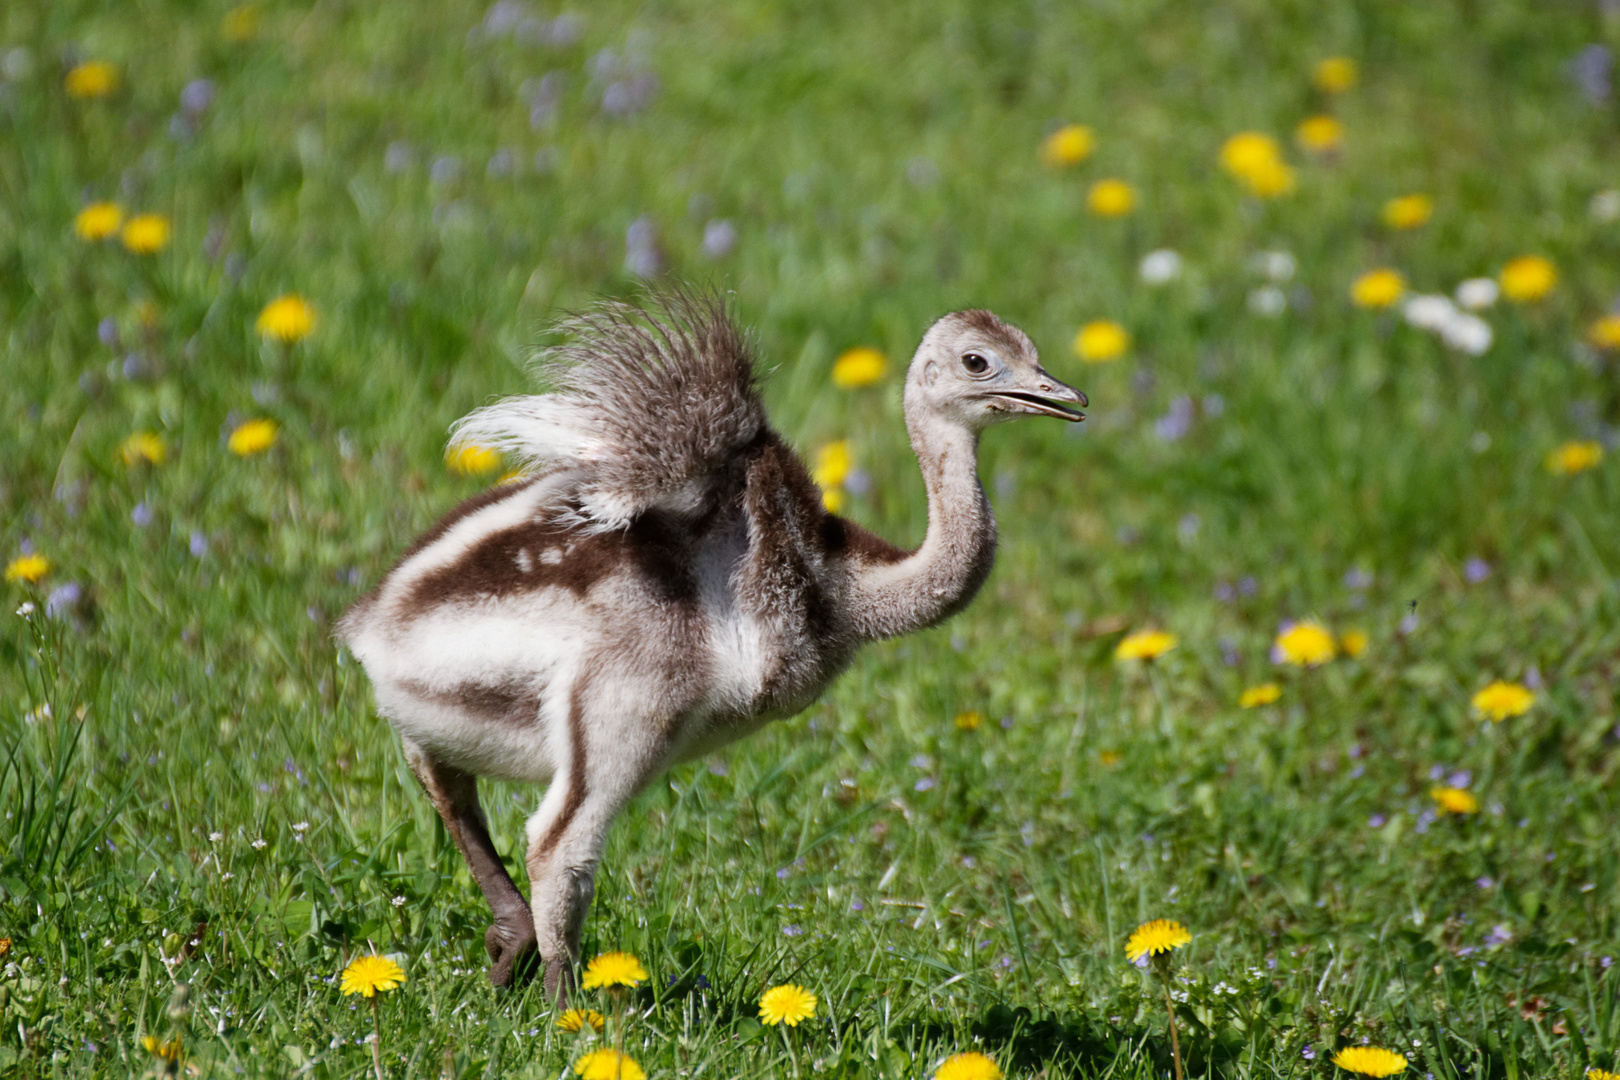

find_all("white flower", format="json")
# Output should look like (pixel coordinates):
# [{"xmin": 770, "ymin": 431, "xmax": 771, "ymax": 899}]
[
  {"xmin": 1454, "ymin": 278, "xmax": 1499, "ymax": 310},
  {"xmin": 1252, "ymin": 250, "xmax": 1296, "ymax": 283},
  {"xmin": 251, "ymin": 838, "xmax": 267, "ymax": 849},
  {"xmin": 16, "ymin": 602, "xmax": 35, "ymax": 617},
  {"xmin": 1248, "ymin": 285, "xmax": 1287, "ymax": 317},
  {"xmin": 1139, "ymin": 249, "xmax": 1182, "ymax": 285},
  {"xmin": 1591, "ymin": 189, "xmax": 1620, "ymax": 222},
  {"xmin": 292, "ymin": 821, "xmax": 309, "ymax": 832},
  {"xmin": 1403, "ymin": 294, "xmax": 1457, "ymax": 331},
  {"xmin": 221, "ymin": 872, "xmax": 234, "ymax": 880},
  {"xmin": 1439, "ymin": 312, "xmax": 1492, "ymax": 355},
  {"xmin": 392, "ymin": 895, "xmax": 406, "ymax": 907},
  {"xmin": 208, "ymin": 831, "xmax": 224, "ymax": 843}
]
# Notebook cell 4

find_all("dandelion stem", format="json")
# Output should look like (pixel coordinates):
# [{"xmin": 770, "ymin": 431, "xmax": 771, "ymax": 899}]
[
  {"xmin": 614, "ymin": 987, "xmax": 628, "ymax": 1078},
  {"xmin": 370, "ymin": 997, "xmax": 386, "ymax": 1080},
  {"xmin": 780, "ymin": 1021, "xmax": 801, "ymax": 1080},
  {"xmin": 1162, "ymin": 982, "xmax": 1183, "ymax": 1080}
]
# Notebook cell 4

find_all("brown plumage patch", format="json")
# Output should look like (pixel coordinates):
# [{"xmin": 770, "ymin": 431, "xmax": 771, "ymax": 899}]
[
  {"xmin": 337, "ymin": 478, "xmax": 541, "ymax": 642},
  {"xmin": 403, "ymin": 505, "xmax": 703, "ymax": 616},
  {"xmin": 400, "ymin": 676, "xmax": 542, "ymax": 728},
  {"xmin": 820, "ymin": 515, "xmax": 908, "ymax": 565}
]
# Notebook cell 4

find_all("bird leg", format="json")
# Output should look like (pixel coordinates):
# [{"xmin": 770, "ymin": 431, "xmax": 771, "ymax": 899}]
[
  {"xmin": 523, "ymin": 677, "xmax": 667, "ymax": 1007},
  {"xmin": 401, "ymin": 738, "xmax": 538, "ymax": 989}
]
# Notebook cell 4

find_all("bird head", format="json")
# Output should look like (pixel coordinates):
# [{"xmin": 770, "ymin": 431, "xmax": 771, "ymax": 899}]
[{"xmin": 906, "ymin": 309, "xmax": 1086, "ymax": 431}]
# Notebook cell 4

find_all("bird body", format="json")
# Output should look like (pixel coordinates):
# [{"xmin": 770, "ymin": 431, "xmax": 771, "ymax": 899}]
[{"xmin": 339, "ymin": 292, "xmax": 1084, "ymax": 997}]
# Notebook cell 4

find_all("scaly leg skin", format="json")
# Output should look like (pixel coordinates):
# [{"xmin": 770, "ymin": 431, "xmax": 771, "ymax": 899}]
[{"xmin": 402, "ymin": 738, "xmax": 539, "ymax": 989}]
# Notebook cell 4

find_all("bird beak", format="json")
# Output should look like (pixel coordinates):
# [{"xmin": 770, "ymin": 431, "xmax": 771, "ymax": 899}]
[{"xmin": 987, "ymin": 370, "xmax": 1088, "ymax": 422}]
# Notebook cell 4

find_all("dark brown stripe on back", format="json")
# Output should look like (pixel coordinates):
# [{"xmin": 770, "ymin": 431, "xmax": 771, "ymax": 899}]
[{"xmin": 402, "ymin": 508, "xmax": 701, "ymax": 615}]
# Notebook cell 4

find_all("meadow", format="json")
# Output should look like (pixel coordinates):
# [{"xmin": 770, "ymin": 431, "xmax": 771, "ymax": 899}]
[{"xmin": 3, "ymin": 1, "xmax": 1620, "ymax": 1077}]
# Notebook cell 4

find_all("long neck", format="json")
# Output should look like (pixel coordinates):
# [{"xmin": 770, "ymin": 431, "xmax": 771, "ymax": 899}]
[{"xmin": 847, "ymin": 407, "xmax": 996, "ymax": 640}]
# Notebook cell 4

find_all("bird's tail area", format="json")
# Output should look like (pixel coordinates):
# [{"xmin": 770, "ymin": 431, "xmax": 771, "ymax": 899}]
[{"xmin": 450, "ymin": 290, "xmax": 765, "ymax": 530}]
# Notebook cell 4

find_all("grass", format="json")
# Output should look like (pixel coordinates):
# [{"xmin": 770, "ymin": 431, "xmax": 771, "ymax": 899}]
[{"xmin": 3, "ymin": 0, "xmax": 1620, "ymax": 1077}]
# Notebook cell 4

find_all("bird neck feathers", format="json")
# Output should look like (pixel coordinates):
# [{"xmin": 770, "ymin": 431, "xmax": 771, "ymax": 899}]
[{"xmin": 845, "ymin": 410, "xmax": 996, "ymax": 639}]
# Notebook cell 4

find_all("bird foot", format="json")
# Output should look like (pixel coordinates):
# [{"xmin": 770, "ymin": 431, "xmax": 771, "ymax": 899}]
[
  {"xmin": 542, "ymin": 956, "xmax": 576, "ymax": 1008},
  {"xmin": 484, "ymin": 921, "xmax": 540, "ymax": 990}
]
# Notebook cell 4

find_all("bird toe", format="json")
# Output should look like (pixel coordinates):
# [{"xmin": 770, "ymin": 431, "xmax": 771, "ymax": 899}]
[{"xmin": 485, "ymin": 922, "xmax": 539, "ymax": 990}]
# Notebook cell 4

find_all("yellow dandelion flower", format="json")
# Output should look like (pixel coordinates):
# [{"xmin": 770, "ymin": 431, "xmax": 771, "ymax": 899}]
[
  {"xmin": 1220, "ymin": 132, "xmax": 1283, "ymax": 177},
  {"xmin": 65, "ymin": 60, "xmax": 119, "ymax": 99},
  {"xmin": 1431, "ymin": 786, "xmax": 1479, "ymax": 815},
  {"xmin": 821, "ymin": 487, "xmax": 845, "ymax": 513},
  {"xmin": 1239, "ymin": 683, "xmax": 1282, "ymax": 708},
  {"xmin": 1333, "ymin": 1048, "xmax": 1406, "ymax": 1078},
  {"xmin": 581, "ymin": 951, "xmax": 647, "ymax": 990},
  {"xmin": 1313, "ymin": 57, "xmax": 1359, "ymax": 94},
  {"xmin": 75, "ymin": 202, "xmax": 123, "ymax": 241},
  {"xmin": 447, "ymin": 444, "xmax": 502, "ymax": 476},
  {"xmin": 1340, "ymin": 630, "xmax": 1368, "ymax": 658},
  {"xmin": 1499, "ymin": 255, "xmax": 1556, "ymax": 302},
  {"xmin": 1074, "ymin": 320, "xmax": 1129, "ymax": 363},
  {"xmin": 228, "ymin": 418, "xmax": 278, "ymax": 457},
  {"xmin": 574, "ymin": 1049, "xmax": 646, "ymax": 1080},
  {"xmin": 1383, "ymin": 194, "xmax": 1433, "ymax": 230},
  {"xmin": 120, "ymin": 214, "xmax": 171, "ymax": 255},
  {"xmin": 1241, "ymin": 157, "xmax": 1297, "ymax": 198},
  {"xmin": 222, "ymin": 4, "xmax": 263, "ymax": 42},
  {"xmin": 954, "ymin": 710, "xmax": 984, "ymax": 731},
  {"xmin": 256, "ymin": 294, "xmax": 316, "ymax": 343},
  {"xmin": 1098, "ymin": 749, "xmax": 1122, "ymax": 767},
  {"xmin": 555, "ymin": 1008, "xmax": 606, "ymax": 1034},
  {"xmin": 1586, "ymin": 1070, "xmax": 1620, "ymax": 1080},
  {"xmin": 0, "ymin": 937, "xmax": 10, "ymax": 958},
  {"xmin": 120, "ymin": 432, "xmax": 168, "ymax": 467},
  {"xmin": 1115, "ymin": 628, "xmax": 1176, "ymax": 661},
  {"xmin": 758, "ymin": 983, "xmax": 818, "ymax": 1027},
  {"xmin": 1471, "ymin": 681, "xmax": 1534, "ymax": 722},
  {"xmin": 832, "ymin": 346, "xmax": 886, "ymax": 389},
  {"xmin": 1588, "ymin": 314, "xmax": 1620, "ymax": 350},
  {"xmin": 812, "ymin": 441, "xmax": 852, "ymax": 490},
  {"xmin": 1124, "ymin": 919, "xmax": 1191, "ymax": 962},
  {"xmin": 1087, "ymin": 179, "xmax": 1136, "ymax": 217},
  {"xmin": 1041, "ymin": 124, "xmax": 1094, "ymax": 168},
  {"xmin": 1546, "ymin": 440, "xmax": 1603, "ymax": 475},
  {"xmin": 1351, "ymin": 268, "xmax": 1406, "ymax": 309},
  {"xmin": 1275, "ymin": 621, "xmax": 1336, "ymax": 666},
  {"xmin": 5, "ymin": 554, "xmax": 50, "ymax": 584},
  {"xmin": 935, "ymin": 1052, "xmax": 1004, "ymax": 1080},
  {"xmin": 140, "ymin": 1035, "xmax": 183, "ymax": 1061},
  {"xmin": 339, "ymin": 954, "xmax": 405, "ymax": 998},
  {"xmin": 1295, "ymin": 115, "xmax": 1344, "ymax": 153}
]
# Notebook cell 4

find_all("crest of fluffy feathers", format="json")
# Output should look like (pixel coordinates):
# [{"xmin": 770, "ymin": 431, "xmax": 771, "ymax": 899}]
[{"xmin": 450, "ymin": 291, "xmax": 767, "ymax": 530}]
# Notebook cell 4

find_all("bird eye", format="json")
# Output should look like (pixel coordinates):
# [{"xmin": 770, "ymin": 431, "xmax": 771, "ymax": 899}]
[{"xmin": 961, "ymin": 352, "xmax": 989, "ymax": 375}]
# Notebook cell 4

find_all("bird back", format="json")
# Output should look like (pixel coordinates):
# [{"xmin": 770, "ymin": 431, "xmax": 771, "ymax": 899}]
[{"xmin": 451, "ymin": 291, "xmax": 766, "ymax": 530}]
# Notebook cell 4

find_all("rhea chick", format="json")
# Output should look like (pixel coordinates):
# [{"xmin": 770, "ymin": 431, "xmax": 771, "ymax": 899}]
[{"xmin": 338, "ymin": 292, "xmax": 1085, "ymax": 1000}]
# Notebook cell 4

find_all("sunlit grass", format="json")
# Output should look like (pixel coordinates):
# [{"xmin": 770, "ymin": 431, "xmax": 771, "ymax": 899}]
[{"xmin": 3, "ymin": 1, "xmax": 1619, "ymax": 1077}]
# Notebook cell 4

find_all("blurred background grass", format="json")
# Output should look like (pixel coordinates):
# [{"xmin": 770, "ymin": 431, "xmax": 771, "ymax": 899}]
[{"xmin": 2, "ymin": 1, "xmax": 1619, "ymax": 1077}]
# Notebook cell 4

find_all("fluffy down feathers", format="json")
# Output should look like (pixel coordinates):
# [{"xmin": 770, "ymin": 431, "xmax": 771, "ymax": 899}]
[{"xmin": 451, "ymin": 291, "xmax": 765, "ymax": 530}]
